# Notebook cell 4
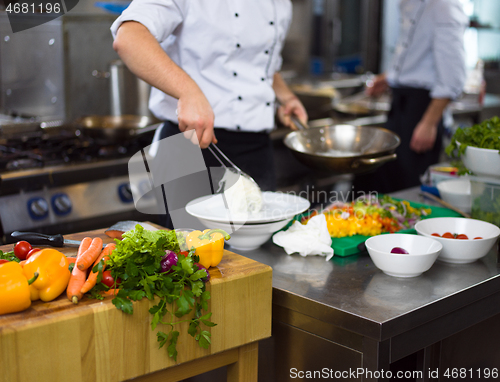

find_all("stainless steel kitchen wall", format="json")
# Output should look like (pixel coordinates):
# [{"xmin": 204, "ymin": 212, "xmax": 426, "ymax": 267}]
[
  {"xmin": 282, "ymin": 0, "xmax": 382, "ymax": 76},
  {"xmin": 0, "ymin": 12, "xmax": 147, "ymax": 122}
]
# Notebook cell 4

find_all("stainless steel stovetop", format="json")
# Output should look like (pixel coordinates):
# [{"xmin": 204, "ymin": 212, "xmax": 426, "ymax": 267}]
[{"xmin": 0, "ymin": 122, "xmax": 159, "ymax": 243}]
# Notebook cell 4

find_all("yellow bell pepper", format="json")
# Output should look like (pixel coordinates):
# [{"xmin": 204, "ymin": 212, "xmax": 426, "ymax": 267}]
[
  {"xmin": 0, "ymin": 261, "xmax": 38, "ymax": 315},
  {"xmin": 186, "ymin": 229, "xmax": 230, "ymax": 269},
  {"xmin": 23, "ymin": 248, "xmax": 70, "ymax": 302}
]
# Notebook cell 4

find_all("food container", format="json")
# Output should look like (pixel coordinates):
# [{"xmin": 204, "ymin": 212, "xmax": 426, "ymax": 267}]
[
  {"xmin": 415, "ymin": 217, "xmax": 500, "ymax": 264},
  {"xmin": 470, "ymin": 176, "xmax": 500, "ymax": 227},
  {"xmin": 436, "ymin": 178, "xmax": 472, "ymax": 214},
  {"xmin": 365, "ymin": 233, "xmax": 442, "ymax": 277},
  {"xmin": 460, "ymin": 145, "xmax": 500, "ymax": 178}
]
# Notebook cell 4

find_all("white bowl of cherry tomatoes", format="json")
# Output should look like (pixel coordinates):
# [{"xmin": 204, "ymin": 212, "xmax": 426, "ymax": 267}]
[{"xmin": 415, "ymin": 217, "xmax": 500, "ymax": 264}]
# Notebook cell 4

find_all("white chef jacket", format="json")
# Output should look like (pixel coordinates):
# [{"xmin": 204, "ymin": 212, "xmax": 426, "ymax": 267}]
[
  {"xmin": 111, "ymin": 0, "xmax": 292, "ymax": 133},
  {"xmin": 386, "ymin": 0, "xmax": 468, "ymax": 100}
]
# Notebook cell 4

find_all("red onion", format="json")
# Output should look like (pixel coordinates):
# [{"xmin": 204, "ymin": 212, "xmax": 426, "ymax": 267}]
[{"xmin": 390, "ymin": 247, "xmax": 409, "ymax": 255}]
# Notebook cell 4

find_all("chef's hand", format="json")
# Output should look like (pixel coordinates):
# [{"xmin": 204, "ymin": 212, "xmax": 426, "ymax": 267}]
[
  {"xmin": 410, "ymin": 120, "xmax": 438, "ymax": 153},
  {"xmin": 177, "ymin": 91, "xmax": 217, "ymax": 149},
  {"xmin": 278, "ymin": 97, "xmax": 308, "ymax": 130},
  {"xmin": 365, "ymin": 74, "xmax": 388, "ymax": 97},
  {"xmin": 409, "ymin": 98, "xmax": 450, "ymax": 153}
]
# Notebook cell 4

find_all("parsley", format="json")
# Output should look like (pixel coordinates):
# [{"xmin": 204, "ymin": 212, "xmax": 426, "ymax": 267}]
[
  {"xmin": 446, "ymin": 116, "xmax": 500, "ymax": 157},
  {"xmin": 0, "ymin": 249, "xmax": 19, "ymax": 263},
  {"xmin": 104, "ymin": 225, "xmax": 216, "ymax": 361}
]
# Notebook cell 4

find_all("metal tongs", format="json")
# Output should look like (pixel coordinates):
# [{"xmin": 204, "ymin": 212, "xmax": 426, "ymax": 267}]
[{"xmin": 207, "ymin": 143, "xmax": 258, "ymax": 192}]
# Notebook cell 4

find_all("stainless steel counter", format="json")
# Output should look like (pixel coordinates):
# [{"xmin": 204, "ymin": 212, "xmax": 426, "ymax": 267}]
[{"xmin": 239, "ymin": 187, "xmax": 500, "ymax": 381}]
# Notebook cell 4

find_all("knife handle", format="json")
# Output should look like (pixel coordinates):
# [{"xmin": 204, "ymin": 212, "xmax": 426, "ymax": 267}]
[{"xmin": 11, "ymin": 231, "xmax": 64, "ymax": 247}]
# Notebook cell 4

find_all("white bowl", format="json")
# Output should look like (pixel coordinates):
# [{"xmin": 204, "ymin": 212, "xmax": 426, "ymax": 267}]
[
  {"xmin": 415, "ymin": 217, "xmax": 500, "ymax": 264},
  {"xmin": 194, "ymin": 217, "xmax": 292, "ymax": 251},
  {"xmin": 436, "ymin": 178, "xmax": 471, "ymax": 213},
  {"xmin": 365, "ymin": 234, "xmax": 442, "ymax": 277},
  {"xmin": 461, "ymin": 145, "xmax": 500, "ymax": 178}
]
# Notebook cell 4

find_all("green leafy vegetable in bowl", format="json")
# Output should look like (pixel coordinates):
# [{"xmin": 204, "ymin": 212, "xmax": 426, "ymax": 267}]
[
  {"xmin": 446, "ymin": 116, "xmax": 500, "ymax": 157},
  {"xmin": 102, "ymin": 224, "xmax": 215, "ymax": 361}
]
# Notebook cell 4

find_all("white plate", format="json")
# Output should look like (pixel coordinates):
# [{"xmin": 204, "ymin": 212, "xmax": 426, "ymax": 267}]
[{"xmin": 185, "ymin": 191, "xmax": 310, "ymax": 224}]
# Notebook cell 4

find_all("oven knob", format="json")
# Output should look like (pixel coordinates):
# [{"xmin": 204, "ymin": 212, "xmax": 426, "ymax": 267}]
[
  {"xmin": 118, "ymin": 183, "xmax": 134, "ymax": 203},
  {"xmin": 51, "ymin": 193, "xmax": 72, "ymax": 215},
  {"xmin": 27, "ymin": 197, "xmax": 49, "ymax": 220}
]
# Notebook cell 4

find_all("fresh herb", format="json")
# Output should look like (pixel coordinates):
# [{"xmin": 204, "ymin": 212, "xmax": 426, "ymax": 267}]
[
  {"xmin": 471, "ymin": 187, "xmax": 500, "ymax": 227},
  {"xmin": 0, "ymin": 249, "xmax": 20, "ymax": 263},
  {"xmin": 174, "ymin": 229, "xmax": 190, "ymax": 252},
  {"xmin": 104, "ymin": 225, "xmax": 215, "ymax": 361},
  {"xmin": 446, "ymin": 116, "xmax": 500, "ymax": 157}
]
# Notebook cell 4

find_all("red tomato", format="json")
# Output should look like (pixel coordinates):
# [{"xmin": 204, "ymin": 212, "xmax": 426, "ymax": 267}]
[
  {"xmin": 431, "ymin": 233, "xmax": 441, "ymax": 237},
  {"xmin": 179, "ymin": 251, "xmax": 189, "ymax": 257},
  {"xmin": 0, "ymin": 259, "xmax": 9, "ymax": 265},
  {"xmin": 13, "ymin": 241, "xmax": 32, "ymax": 260},
  {"xmin": 456, "ymin": 234, "xmax": 469, "ymax": 240},
  {"xmin": 474, "ymin": 237, "xmax": 483, "ymax": 240},
  {"xmin": 101, "ymin": 270, "xmax": 121, "ymax": 288},
  {"xmin": 442, "ymin": 232, "xmax": 455, "ymax": 239},
  {"xmin": 26, "ymin": 248, "xmax": 41, "ymax": 259}
]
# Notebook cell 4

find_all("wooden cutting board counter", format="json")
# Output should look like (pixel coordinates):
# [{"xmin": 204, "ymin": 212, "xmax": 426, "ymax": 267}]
[{"xmin": 0, "ymin": 227, "xmax": 273, "ymax": 382}]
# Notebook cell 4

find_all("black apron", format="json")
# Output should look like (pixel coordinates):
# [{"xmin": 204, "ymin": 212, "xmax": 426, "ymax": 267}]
[
  {"xmin": 353, "ymin": 87, "xmax": 444, "ymax": 195},
  {"xmin": 157, "ymin": 121, "xmax": 276, "ymax": 228}
]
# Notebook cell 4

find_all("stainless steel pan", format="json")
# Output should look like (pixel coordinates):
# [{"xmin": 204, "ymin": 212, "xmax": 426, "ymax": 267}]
[
  {"xmin": 283, "ymin": 123, "xmax": 400, "ymax": 174},
  {"xmin": 74, "ymin": 115, "xmax": 160, "ymax": 140}
]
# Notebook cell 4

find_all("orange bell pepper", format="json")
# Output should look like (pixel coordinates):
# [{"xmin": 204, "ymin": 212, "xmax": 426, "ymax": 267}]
[
  {"xmin": 23, "ymin": 248, "xmax": 70, "ymax": 302},
  {"xmin": 186, "ymin": 229, "xmax": 230, "ymax": 269},
  {"xmin": 0, "ymin": 261, "xmax": 38, "ymax": 315}
]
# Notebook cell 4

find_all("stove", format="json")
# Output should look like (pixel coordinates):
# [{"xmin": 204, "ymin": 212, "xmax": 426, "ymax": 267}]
[{"xmin": 0, "ymin": 122, "xmax": 160, "ymax": 243}]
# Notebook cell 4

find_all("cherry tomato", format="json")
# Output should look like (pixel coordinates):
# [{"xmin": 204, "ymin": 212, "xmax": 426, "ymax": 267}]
[
  {"xmin": 179, "ymin": 251, "xmax": 189, "ymax": 257},
  {"xmin": 441, "ymin": 232, "xmax": 455, "ymax": 239},
  {"xmin": 101, "ymin": 270, "xmax": 121, "ymax": 288},
  {"xmin": 474, "ymin": 237, "xmax": 483, "ymax": 240},
  {"xmin": 0, "ymin": 259, "xmax": 9, "ymax": 265},
  {"xmin": 26, "ymin": 248, "xmax": 41, "ymax": 259},
  {"xmin": 456, "ymin": 234, "xmax": 469, "ymax": 240},
  {"xmin": 431, "ymin": 233, "xmax": 441, "ymax": 237},
  {"xmin": 13, "ymin": 241, "xmax": 32, "ymax": 260}
]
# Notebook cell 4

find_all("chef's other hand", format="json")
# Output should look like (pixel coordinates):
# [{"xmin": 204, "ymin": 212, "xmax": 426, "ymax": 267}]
[
  {"xmin": 278, "ymin": 97, "xmax": 308, "ymax": 130},
  {"xmin": 177, "ymin": 92, "xmax": 217, "ymax": 149},
  {"xmin": 410, "ymin": 120, "xmax": 438, "ymax": 153},
  {"xmin": 365, "ymin": 74, "xmax": 388, "ymax": 97}
]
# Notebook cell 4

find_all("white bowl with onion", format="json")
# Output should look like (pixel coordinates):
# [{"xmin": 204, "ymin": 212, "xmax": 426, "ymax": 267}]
[{"xmin": 365, "ymin": 233, "xmax": 442, "ymax": 277}]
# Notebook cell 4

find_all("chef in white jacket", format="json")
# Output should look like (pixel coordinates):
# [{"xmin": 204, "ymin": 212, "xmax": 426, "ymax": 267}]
[
  {"xmin": 111, "ymin": 0, "xmax": 307, "ymax": 228},
  {"xmin": 354, "ymin": 0, "xmax": 467, "ymax": 194}
]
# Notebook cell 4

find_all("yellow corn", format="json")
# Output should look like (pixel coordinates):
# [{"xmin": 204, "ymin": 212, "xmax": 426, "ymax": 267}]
[{"xmin": 322, "ymin": 210, "xmax": 384, "ymax": 238}]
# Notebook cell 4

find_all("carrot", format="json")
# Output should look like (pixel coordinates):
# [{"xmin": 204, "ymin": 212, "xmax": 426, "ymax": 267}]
[
  {"xmin": 66, "ymin": 237, "xmax": 92, "ymax": 304},
  {"xmin": 66, "ymin": 257, "xmax": 77, "ymax": 265},
  {"xmin": 102, "ymin": 288, "xmax": 120, "ymax": 296},
  {"xmin": 77, "ymin": 237, "xmax": 103, "ymax": 271},
  {"xmin": 80, "ymin": 243, "xmax": 116, "ymax": 294}
]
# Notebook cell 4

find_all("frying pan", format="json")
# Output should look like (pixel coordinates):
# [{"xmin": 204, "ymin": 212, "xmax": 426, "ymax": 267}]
[
  {"xmin": 333, "ymin": 92, "xmax": 391, "ymax": 116},
  {"xmin": 74, "ymin": 115, "xmax": 160, "ymax": 140},
  {"xmin": 283, "ymin": 120, "xmax": 400, "ymax": 175}
]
